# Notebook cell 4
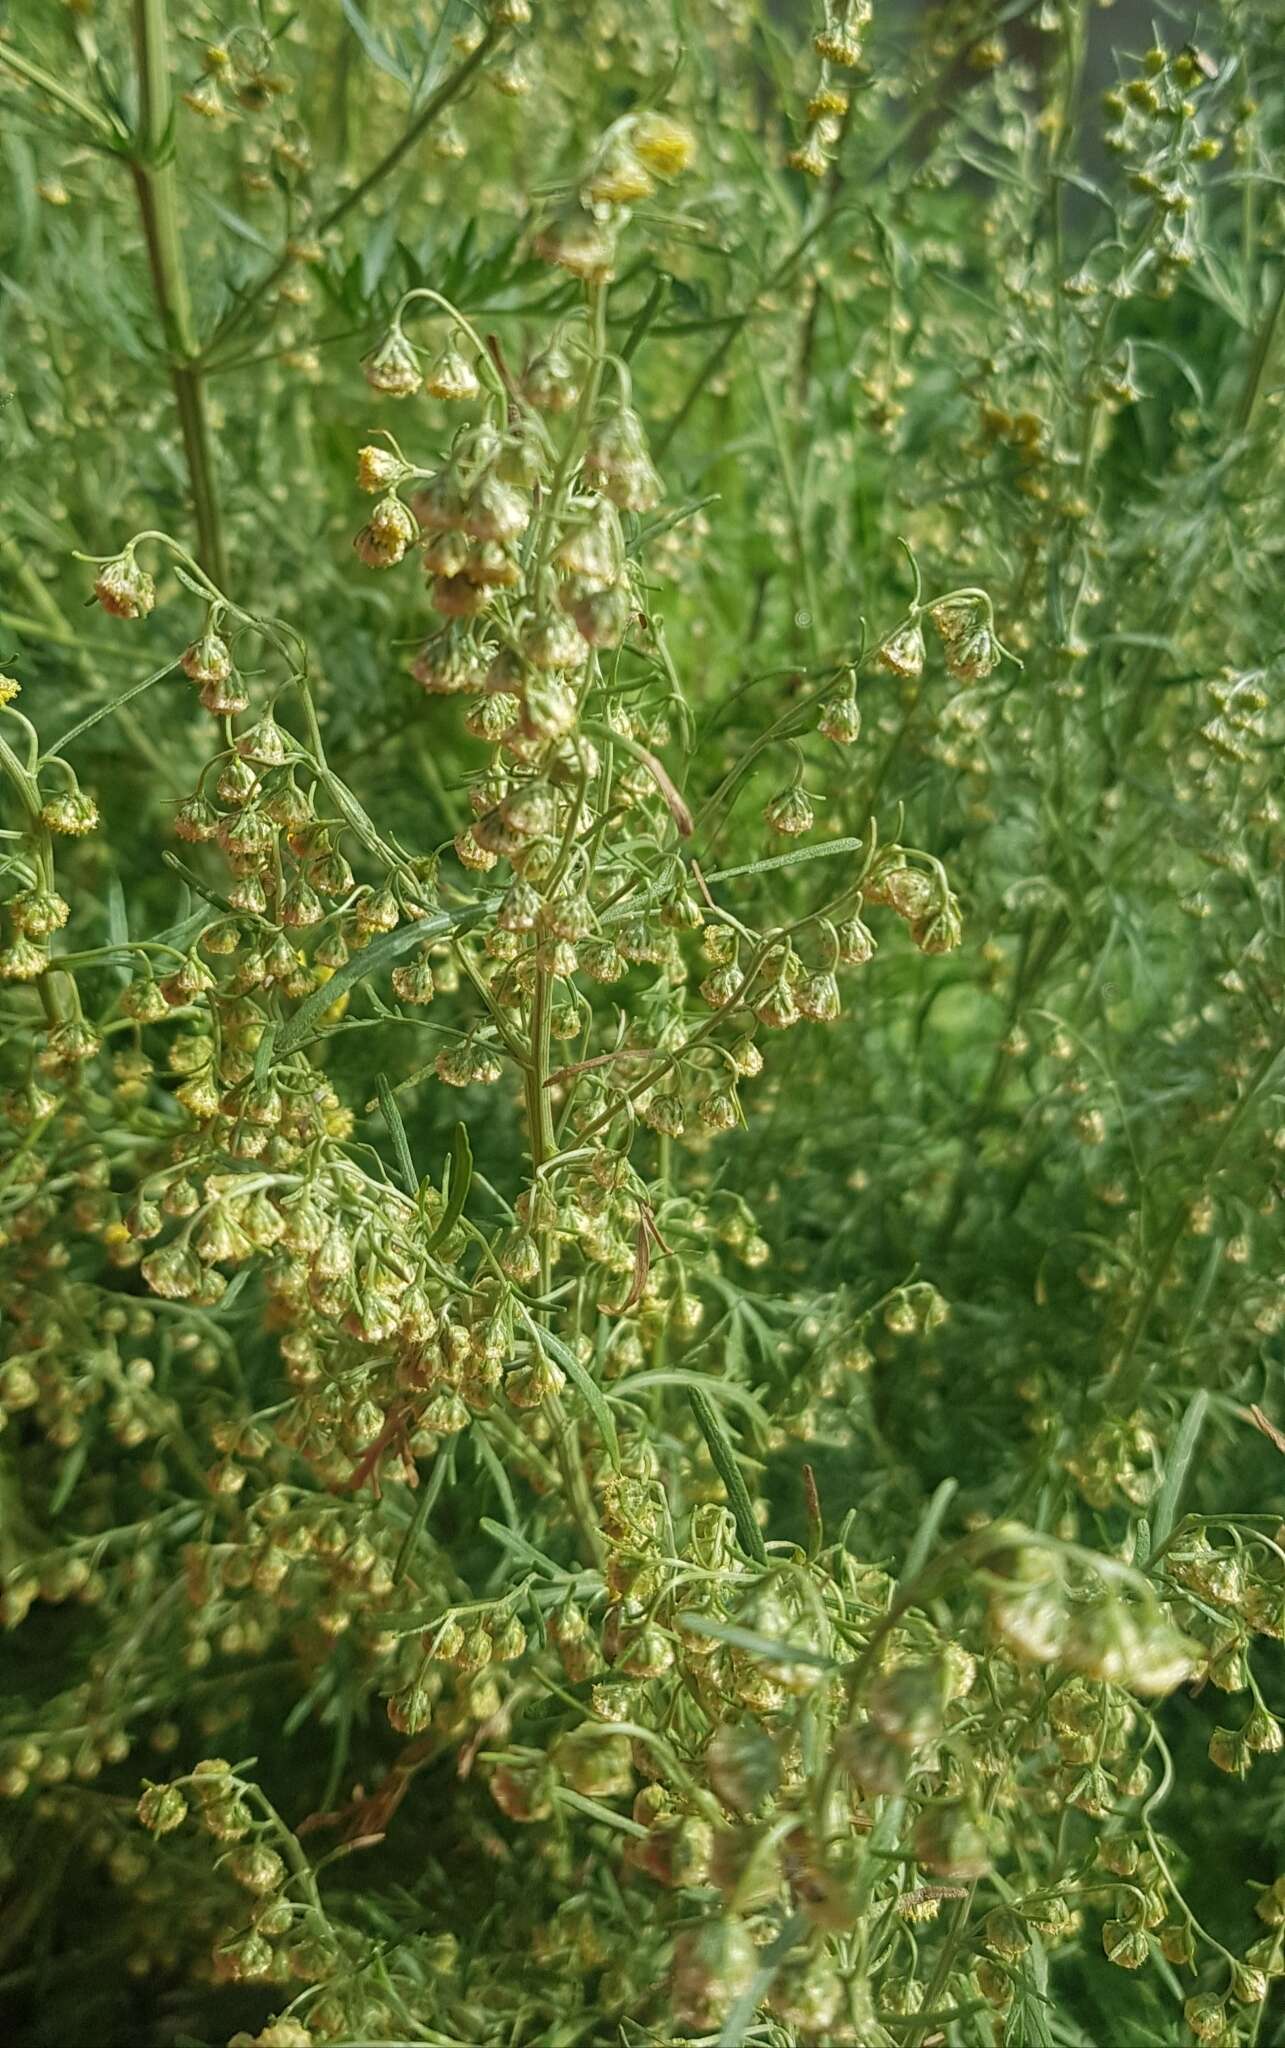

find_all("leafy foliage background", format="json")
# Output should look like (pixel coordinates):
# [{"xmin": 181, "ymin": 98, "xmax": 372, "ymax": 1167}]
[{"xmin": 1, "ymin": 2, "xmax": 1283, "ymax": 2045}]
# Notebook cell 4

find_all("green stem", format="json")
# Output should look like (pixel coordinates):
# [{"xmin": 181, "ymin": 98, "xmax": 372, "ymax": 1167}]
[
  {"xmin": 756, "ymin": 357, "xmax": 822, "ymax": 657},
  {"xmin": 1235, "ymin": 262, "xmax": 1285, "ymax": 436},
  {"xmin": 130, "ymin": 0, "xmax": 227, "ymax": 583}
]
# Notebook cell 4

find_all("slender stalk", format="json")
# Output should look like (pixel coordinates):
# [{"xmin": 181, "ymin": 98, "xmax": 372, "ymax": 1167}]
[
  {"xmin": 130, "ymin": 0, "xmax": 227, "ymax": 584},
  {"xmin": 756, "ymin": 357, "xmax": 822, "ymax": 658},
  {"xmin": 1235, "ymin": 262, "xmax": 1285, "ymax": 435},
  {"xmin": 1, "ymin": 540, "xmax": 171, "ymax": 773},
  {"xmin": 523, "ymin": 280, "xmax": 610, "ymax": 1217}
]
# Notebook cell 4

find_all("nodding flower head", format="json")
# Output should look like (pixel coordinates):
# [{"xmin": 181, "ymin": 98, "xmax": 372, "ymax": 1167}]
[{"xmin": 94, "ymin": 550, "xmax": 155, "ymax": 620}]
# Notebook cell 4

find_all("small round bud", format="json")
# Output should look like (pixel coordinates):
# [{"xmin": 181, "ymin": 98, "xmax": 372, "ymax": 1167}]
[
  {"xmin": 227, "ymin": 1842, "xmax": 287, "ymax": 1894},
  {"xmin": 40, "ymin": 787, "xmax": 100, "ymax": 837},
  {"xmin": 1102, "ymin": 1920, "xmax": 1149, "ymax": 1969},
  {"xmin": 629, "ymin": 113, "xmax": 696, "ymax": 178},
  {"xmin": 94, "ymin": 551, "xmax": 155, "ymax": 620},
  {"xmin": 877, "ymin": 620, "xmax": 926, "ymax": 679},
  {"xmin": 423, "ymin": 344, "xmax": 481, "ymax": 403},
  {"xmin": 354, "ymin": 495, "xmax": 417, "ymax": 569},
  {"xmin": 1184, "ymin": 1993, "xmax": 1229, "ymax": 2042},
  {"xmin": 137, "ymin": 1781, "xmax": 188, "ymax": 1834},
  {"xmin": 762, "ymin": 787, "xmax": 814, "ymax": 837},
  {"xmin": 1209, "ymin": 1726, "xmax": 1253, "ymax": 1776},
  {"xmin": 363, "ymin": 329, "xmax": 421, "ymax": 396},
  {"xmin": 181, "ymin": 630, "xmax": 233, "ymax": 685},
  {"xmin": 356, "ymin": 445, "xmax": 410, "ymax": 493}
]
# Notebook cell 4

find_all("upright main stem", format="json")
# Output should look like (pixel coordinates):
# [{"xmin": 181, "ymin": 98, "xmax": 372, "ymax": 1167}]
[
  {"xmin": 130, "ymin": 0, "xmax": 227, "ymax": 585},
  {"xmin": 517, "ymin": 285, "xmax": 613, "ymax": 1570},
  {"xmin": 525, "ymin": 280, "xmax": 610, "ymax": 1224}
]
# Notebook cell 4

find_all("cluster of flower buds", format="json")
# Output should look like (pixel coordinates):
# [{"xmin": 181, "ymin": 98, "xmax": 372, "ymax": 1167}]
[
  {"xmin": 984, "ymin": 1532, "xmax": 1198, "ymax": 1695},
  {"xmin": 788, "ymin": 2, "xmax": 870, "ymax": 176},
  {"xmin": 180, "ymin": 30, "xmax": 292, "ymax": 128},
  {"xmin": 1100, "ymin": 43, "xmax": 1223, "ymax": 295},
  {"xmin": 533, "ymin": 111, "xmax": 695, "ymax": 284}
]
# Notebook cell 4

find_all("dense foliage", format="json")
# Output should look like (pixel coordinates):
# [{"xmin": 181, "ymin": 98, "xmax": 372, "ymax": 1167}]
[{"xmin": 1, "ymin": 2, "xmax": 1283, "ymax": 2044}]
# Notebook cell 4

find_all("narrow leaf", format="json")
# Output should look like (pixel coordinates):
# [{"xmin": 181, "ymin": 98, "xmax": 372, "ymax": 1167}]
[
  {"xmin": 45, "ymin": 659, "xmax": 178, "ymax": 757},
  {"xmin": 675, "ymin": 1611, "xmax": 836, "ymax": 1668},
  {"xmin": 473, "ymin": 1427, "xmax": 519, "ymax": 1528},
  {"xmin": 277, "ymin": 904, "xmax": 488, "ymax": 1053},
  {"xmin": 688, "ymin": 1387, "xmax": 768, "ymax": 1565},
  {"xmin": 622, "ymin": 1369, "xmax": 769, "ymax": 1430},
  {"xmin": 377, "ymin": 1074, "xmax": 417, "ymax": 1194},
  {"xmin": 523, "ymin": 1314, "xmax": 621, "ymax": 1472},
  {"xmin": 427, "ymin": 1123, "xmax": 472, "ymax": 1250},
  {"xmin": 705, "ymin": 835, "xmax": 869, "ymax": 886},
  {"xmin": 898, "ymin": 1477, "xmax": 957, "ymax": 1592},
  {"xmin": 1150, "ymin": 1391, "xmax": 1210, "ymax": 1555},
  {"xmin": 392, "ymin": 1454, "xmax": 448, "ymax": 1586},
  {"xmin": 252, "ymin": 1022, "xmax": 278, "ymax": 1091},
  {"xmin": 479, "ymin": 1518, "xmax": 567, "ymax": 1579},
  {"xmin": 339, "ymin": 0, "xmax": 413, "ymax": 86}
]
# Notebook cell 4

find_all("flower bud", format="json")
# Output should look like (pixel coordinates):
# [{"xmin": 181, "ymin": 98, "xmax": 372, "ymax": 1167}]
[
  {"xmin": 534, "ymin": 204, "xmax": 616, "ymax": 284},
  {"xmin": 424, "ymin": 345, "xmax": 481, "ymax": 403},
  {"xmin": 1102, "ymin": 1920, "xmax": 1149, "ymax": 1969},
  {"xmin": 797, "ymin": 970, "xmax": 840, "ymax": 1021},
  {"xmin": 0, "ymin": 934, "xmax": 49, "ymax": 981},
  {"xmin": 763, "ymin": 787, "xmax": 814, "ymax": 836},
  {"xmin": 551, "ymin": 1725, "xmax": 634, "ymax": 1799},
  {"xmin": 634, "ymin": 1813, "xmax": 713, "ymax": 1888},
  {"xmin": 356, "ymin": 444, "xmax": 409, "ymax": 492},
  {"xmin": 40, "ymin": 787, "xmax": 100, "ymax": 837},
  {"xmin": 227, "ymin": 1842, "xmax": 286, "ymax": 1894},
  {"xmin": 355, "ymin": 495, "xmax": 417, "ymax": 568},
  {"xmin": 705, "ymin": 1722, "xmax": 779, "ymax": 1816},
  {"xmin": 94, "ymin": 551, "xmax": 155, "ymax": 620},
  {"xmin": 630, "ymin": 112, "xmax": 696, "ymax": 178},
  {"xmin": 1209, "ymin": 1725, "xmax": 1253, "ymax": 1776},
  {"xmin": 363, "ymin": 329, "xmax": 421, "ymax": 397},
  {"xmin": 137, "ymin": 1781, "xmax": 188, "ymax": 1834},
  {"xmin": 670, "ymin": 1918, "xmax": 757, "ymax": 2033},
  {"xmin": 523, "ymin": 344, "xmax": 579, "ymax": 413},
  {"xmin": 216, "ymin": 1929, "xmax": 274, "ymax": 1982},
  {"xmin": 912, "ymin": 1801, "xmax": 993, "ymax": 1881},
  {"xmin": 1184, "ymin": 1992, "xmax": 1228, "ymax": 2041},
  {"xmin": 505, "ymin": 1356, "xmax": 565, "ymax": 1409},
  {"xmin": 489, "ymin": 1759, "xmax": 554, "ymax": 1822},
  {"xmin": 947, "ymin": 626, "xmax": 1000, "ymax": 682},
  {"xmin": 818, "ymin": 682, "xmax": 861, "ymax": 745},
  {"xmin": 181, "ymin": 630, "xmax": 233, "ymax": 685},
  {"xmin": 877, "ymin": 620, "xmax": 926, "ymax": 679}
]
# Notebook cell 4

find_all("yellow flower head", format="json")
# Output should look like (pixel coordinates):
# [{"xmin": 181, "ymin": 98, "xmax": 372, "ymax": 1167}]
[{"xmin": 629, "ymin": 112, "xmax": 696, "ymax": 179}]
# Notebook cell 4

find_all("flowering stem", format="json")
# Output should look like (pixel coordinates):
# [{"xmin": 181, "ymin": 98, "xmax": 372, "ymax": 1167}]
[
  {"xmin": 129, "ymin": 0, "xmax": 227, "ymax": 584},
  {"xmin": 395, "ymin": 288, "xmax": 509, "ymax": 408},
  {"xmin": 0, "ymin": 726, "xmax": 77, "ymax": 1030}
]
